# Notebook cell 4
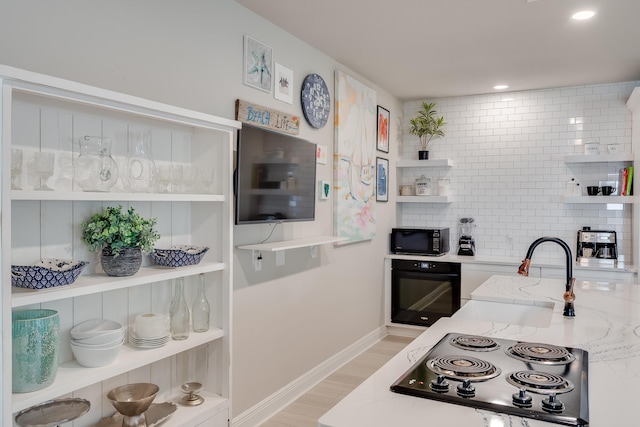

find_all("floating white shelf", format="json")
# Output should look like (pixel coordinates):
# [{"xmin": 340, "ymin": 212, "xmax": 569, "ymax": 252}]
[
  {"xmin": 563, "ymin": 195, "xmax": 636, "ymax": 204},
  {"xmin": 396, "ymin": 159, "xmax": 454, "ymax": 168},
  {"xmin": 564, "ymin": 153, "xmax": 634, "ymax": 163},
  {"xmin": 12, "ymin": 190, "xmax": 225, "ymax": 202},
  {"xmin": 397, "ymin": 195, "xmax": 453, "ymax": 203},
  {"xmin": 236, "ymin": 235, "xmax": 348, "ymax": 251}
]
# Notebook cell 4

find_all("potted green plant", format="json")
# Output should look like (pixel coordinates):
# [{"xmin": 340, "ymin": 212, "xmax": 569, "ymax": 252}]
[
  {"xmin": 408, "ymin": 101, "xmax": 446, "ymax": 159},
  {"xmin": 81, "ymin": 205, "xmax": 160, "ymax": 277}
]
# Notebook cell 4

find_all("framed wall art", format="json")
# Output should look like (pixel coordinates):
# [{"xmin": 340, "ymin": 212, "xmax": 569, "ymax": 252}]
[
  {"xmin": 274, "ymin": 63, "xmax": 293, "ymax": 104},
  {"xmin": 376, "ymin": 157, "xmax": 389, "ymax": 202},
  {"xmin": 244, "ymin": 35, "xmax": 273, "ymax": 92},
  {"xmin": 376, "ymin": 105, "xmax": 390, "ymax": 153},
  {"xmin": 334, "ymin": 70, "xmax": 377, "ymax": 243}
]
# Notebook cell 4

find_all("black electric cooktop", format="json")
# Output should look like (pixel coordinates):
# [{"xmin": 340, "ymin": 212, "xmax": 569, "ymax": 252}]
[{"xmin": 390, "ymin": 333, "xmax": 589, "ymax": 426}]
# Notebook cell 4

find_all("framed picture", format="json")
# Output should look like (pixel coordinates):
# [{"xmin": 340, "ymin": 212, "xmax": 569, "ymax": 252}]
[
  {"xmin": 244, "ymin": 35, "xmax": 273, "ymax": 92},
  {"xmin": 376, "ymin": 106, "xmax": 390, "ymax": 153},
  {"xmin": 274, "ymin": 63, "xmax": 293, "ymax": 104},
  {"xmin": 376, "ymin": 157, "xmax": 389, "ymax": 202}
]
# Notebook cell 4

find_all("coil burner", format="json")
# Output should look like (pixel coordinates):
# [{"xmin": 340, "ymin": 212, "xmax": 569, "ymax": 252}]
[
  {"xmin": 427, "ymin": 355, "xmax": 501, "ymax": 381},
  {"xmin": 450, "ymin": 335, "xmax": 500, "ymax": 352},
  {"xmin": 506, "ymin": 371, "xmax": 574, "ymax": 395},
  {"xmin": 506, "ymin": 342, "xmax": 576, "ymax": 365}
]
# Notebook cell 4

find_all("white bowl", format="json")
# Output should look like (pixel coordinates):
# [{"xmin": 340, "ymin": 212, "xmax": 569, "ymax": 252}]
[
  {"xmin": 70, "ymin": 319, "xmax": 124, "ymax": 340},
  {"xmin": 71, "ymin": 335, "xmax": 125, "ymax": 349},
  {"xmin": 71, "ymin": 329, "xmax": 125, "ymax": 345},
  {"xmin": 71, "ymin": 340, "xmax": 122, "ymax": 368}
]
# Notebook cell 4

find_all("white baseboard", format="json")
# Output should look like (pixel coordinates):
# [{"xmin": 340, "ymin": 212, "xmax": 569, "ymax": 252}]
[{"xmin": 231, "ymin": 325, "xmax": 387, "ymax": 427}]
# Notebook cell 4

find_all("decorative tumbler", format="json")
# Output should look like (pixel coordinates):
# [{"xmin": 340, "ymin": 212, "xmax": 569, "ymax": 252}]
[{"xmin": 12, "ymin": 309, "xmax": 60, "ymax": 393}]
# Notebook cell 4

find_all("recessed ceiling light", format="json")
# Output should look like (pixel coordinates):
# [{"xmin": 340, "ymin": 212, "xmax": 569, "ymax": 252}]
[
  {"xmin": 572, "ymin": 10, "xmax": 595, "ymax": 20},
  {"xmin": 493, "ymin": 85, "xmax": 509, "ymax": 90}
]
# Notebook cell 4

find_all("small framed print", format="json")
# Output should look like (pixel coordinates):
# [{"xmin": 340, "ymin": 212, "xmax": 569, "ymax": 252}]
[
  {"xmin": 376, "ymin": 106, "xmax": 390, "ymax": 153},
  {"xmin": 316, "ymin": 144, "xmax": 328, "ymax": 164},
  {"xmin": 318, "ymin": 180, "xmax": 331, "ymax": 200},
  {"xmin": 376, "ymin": 157, "xmax": 389, "ymax": 202},
  {"xmin": 274, "ymin": 63, "xmax": 293, "ymax": 104},
  {"xmin": 244, "ymin": 35, "xmax": 273, "ymax": 93}
]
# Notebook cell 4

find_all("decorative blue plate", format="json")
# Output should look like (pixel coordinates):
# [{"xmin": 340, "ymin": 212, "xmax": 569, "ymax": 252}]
[
  {"xmin": 149, "ymin": 245, "xmax": 209, "ymax": 267},
  {"xmin": 12, "ymin": 259, "xmax": 89, "ymax": 290}
]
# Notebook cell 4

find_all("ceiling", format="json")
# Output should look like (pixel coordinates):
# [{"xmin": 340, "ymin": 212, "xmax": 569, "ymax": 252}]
[{"xmin": 236, "ymin": 0, "xmax": 640, "ymax": 101}]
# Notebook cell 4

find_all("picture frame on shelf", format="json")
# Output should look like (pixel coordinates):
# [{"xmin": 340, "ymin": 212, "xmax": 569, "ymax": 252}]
[
  {"xmin": 376, "ymin": 157, "xmax": 389, "ymax": 202},
  {"xmin": 376, "ymin": 105, "xmax": 390, "ymax": 153},
  {"xmin": 274, "ymin": 63, "xmax": 293, "ymax": 104},
  {"xmin": 244, "ymin": 35, "xmax": 273, "ymax": 93}
]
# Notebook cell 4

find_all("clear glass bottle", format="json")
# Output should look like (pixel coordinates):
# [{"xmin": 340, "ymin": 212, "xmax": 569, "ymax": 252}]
[
  {"xmin": 170, "ymin": 277, "xmax": 190, "ymax": 340},
  {"xmin": 192, "ymin": 274, "xmax": 210, "ymax": 333},
  {"xmin": 127, "ymin": 129, "xmax": 156, "ymax": 192}
]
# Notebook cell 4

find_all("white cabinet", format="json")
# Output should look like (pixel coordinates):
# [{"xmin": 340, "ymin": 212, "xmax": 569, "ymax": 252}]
[
  {"xmin": 1, "ymin": 66, "xmax": 239, "ymax": 426},
  {"xmin": 395, "ymin": 158, "xmax": 454, "ymax": 203}
]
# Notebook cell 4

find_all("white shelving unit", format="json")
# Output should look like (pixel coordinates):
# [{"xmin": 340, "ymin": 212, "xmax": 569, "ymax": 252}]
[
  {"xmin": 395, "ymin": 157, "xmax": 454, "ymax": 218},
  {"xmin": 563, "ymin": 152, "xmax": 634, "ymax": 203},
  {"xmin": 1, "ymin": 65, "xmax": 239, "ymax": 427}
]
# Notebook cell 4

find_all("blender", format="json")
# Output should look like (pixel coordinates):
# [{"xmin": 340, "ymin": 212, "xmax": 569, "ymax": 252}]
[{"xmin": 457, "ymin": 217, "xmax": 476, "ymax": 256}]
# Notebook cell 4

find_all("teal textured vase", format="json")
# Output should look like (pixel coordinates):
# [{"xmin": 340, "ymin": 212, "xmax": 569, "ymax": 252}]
[{"xmin": 12, "ymin": 309, "xmax": 60, "ymax": 393}]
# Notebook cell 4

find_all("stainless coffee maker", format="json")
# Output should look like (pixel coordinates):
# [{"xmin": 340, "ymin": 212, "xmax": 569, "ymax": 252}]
[{"xmin": 576, "ymin": 227, "xmax": 618, "ymax": 264}]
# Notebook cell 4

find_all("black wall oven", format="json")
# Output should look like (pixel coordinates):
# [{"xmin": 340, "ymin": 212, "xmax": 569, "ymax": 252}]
[{"xmin": 391, "ymin": 259, "xmax": 461, "ymax": 327}]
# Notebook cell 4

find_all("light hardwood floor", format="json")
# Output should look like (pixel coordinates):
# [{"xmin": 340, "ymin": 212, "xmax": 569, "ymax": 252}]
[{"xmin": 260, "ymin": 334, "xmax": 415, "ymax": 427}]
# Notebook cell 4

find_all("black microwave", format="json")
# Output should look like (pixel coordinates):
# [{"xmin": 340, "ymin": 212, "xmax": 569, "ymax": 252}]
[{"xmin": 390, "ymin": 228, "xmax": 450, "ymax": 256}]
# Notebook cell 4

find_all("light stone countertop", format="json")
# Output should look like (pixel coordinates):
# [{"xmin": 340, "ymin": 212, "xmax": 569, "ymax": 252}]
[{"xmin": 318, "ymin": 275, "xmax": 640, "ymax": 426}]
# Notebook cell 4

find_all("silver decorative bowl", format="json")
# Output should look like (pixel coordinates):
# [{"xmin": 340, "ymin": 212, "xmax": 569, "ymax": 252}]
[
  {"xmin": 11, "ymin": 259, "xmax": 89, "ymax": 290},
  {"xmin": 107, "ymin": 383, "xmax": 159, "ymax": 427},
  {"xmin": 149, "ymin": 245, "xmax": 208, "ymax": 267}
]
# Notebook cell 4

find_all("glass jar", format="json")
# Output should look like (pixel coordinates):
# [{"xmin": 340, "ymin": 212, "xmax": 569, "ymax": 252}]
[
  {"xmin": 74, "ymin": 136, "xmax": 119, "ymax": 192},
  {"xmin": 437, "ymin": 178, "xmax": 450, "ymax": 196},
  {"xmin": 192, "ymin": 274, "xmax": 211, "ymax": 333},
  {"xmin": 170, "ymin": 277, "xmax": 190, "ymax": 340},
  {"xmin": 414, "ymin": 175, "xmax": 431, "ymax": 196}
]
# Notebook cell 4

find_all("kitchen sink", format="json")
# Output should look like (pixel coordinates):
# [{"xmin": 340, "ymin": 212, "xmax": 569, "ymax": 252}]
[{"xmin": 454, "ymin": 299, "xmax": 554, "ymax": 328}]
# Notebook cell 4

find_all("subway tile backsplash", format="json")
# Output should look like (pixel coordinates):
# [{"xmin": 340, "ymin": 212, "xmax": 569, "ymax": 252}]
[{"xmin": 401, "ymin": 81, "xmax": 640, "ymax": 263}]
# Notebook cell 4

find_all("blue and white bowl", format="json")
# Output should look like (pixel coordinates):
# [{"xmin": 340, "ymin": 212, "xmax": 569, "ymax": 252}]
[
  {"xmin": 149, "ymin": 245, "xmax": 209, "ymax": 267},
  {"xmin": 11, "ymin": 259, "xmax": 89, "ymax": 290}
]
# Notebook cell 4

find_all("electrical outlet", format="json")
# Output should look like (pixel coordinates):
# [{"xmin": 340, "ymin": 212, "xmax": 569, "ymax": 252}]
[{"xmin": 253, "ymin": 250, "xmax": 262, "ymax": 271}]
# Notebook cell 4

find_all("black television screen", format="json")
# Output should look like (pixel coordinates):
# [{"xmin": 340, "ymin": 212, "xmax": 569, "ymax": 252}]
[{"xmin": 235, "ymin": 125, "xmax": 317, "ymax": 224}]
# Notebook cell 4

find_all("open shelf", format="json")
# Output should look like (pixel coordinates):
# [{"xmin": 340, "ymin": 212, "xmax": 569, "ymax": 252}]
[
  {"xmin": 12, "ymin": 190, "xmax": 225, "ymax": 202},
  {"xmin": 397, "ymin": 195, "xmax": 453, "ymax": 203},
  {"xmin": 564, "ymin": 153, "xmax": 634, "ymax": 163},
  {"xmin": 11, "ymin": 262, "xmax": 225, "ymax": 308},
  {"xmin": 563, "ymin": 195, "xmax": 636, "ymax": 204},
  {"xmin": 236, "ymin": 235, "xmax": 347, "ymax": 251},
  {"xmin": 11, "ymin": 328, "xmax": 224, "ymax": 413},
  {"xmin": 396, "ymin": 159, "xmax": 454, "ymax": 168}
]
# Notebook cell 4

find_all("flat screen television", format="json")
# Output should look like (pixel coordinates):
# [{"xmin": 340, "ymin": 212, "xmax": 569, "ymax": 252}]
[{"xmin": 235, "ymin": 124, "xmax": 317, "ymax": 224}]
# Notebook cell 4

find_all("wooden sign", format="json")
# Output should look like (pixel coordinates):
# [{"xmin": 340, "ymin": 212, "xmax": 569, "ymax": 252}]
[{"xmin": 235, "ymin": 99, "xmax": 300, "ymax": 135}]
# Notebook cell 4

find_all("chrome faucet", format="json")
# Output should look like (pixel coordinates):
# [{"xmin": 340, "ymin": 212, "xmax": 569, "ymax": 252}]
[{"xmin": 517, "ymin": 236, "xmax": 576, "ymax": 317}]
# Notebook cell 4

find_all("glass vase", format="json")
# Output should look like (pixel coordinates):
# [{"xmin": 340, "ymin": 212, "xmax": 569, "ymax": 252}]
[
  {"xmin": 170, "ymin": 277, "xmax": 190, "ymax": 340},
  {"xmin": 12, "ymin": 309, "xmax": 60, "ymax": 393},
  {"xmin": 127, "ymin": 129, "xmax": 156, "ymax": 192},
  {"xmin": 192, "ymin": 274, "xmax": 211, "ymax": 332}
]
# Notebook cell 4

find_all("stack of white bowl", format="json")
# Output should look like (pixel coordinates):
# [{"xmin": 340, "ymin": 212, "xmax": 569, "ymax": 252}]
[{"xmin": 70, "ymin": 319, "xmax": 125, "ymax": 368}]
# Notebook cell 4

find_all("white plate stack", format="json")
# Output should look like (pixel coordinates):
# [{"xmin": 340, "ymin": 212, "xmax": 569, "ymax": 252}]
[{"xmin": 129, "ymin": 329, "xmax": 170, "ymax": 349}]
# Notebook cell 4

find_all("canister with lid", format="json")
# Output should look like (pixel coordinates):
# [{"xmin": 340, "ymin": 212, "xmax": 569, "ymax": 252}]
[{"xmin": 415, "ymin": 175, "xmax": 431, "ymax": 196}]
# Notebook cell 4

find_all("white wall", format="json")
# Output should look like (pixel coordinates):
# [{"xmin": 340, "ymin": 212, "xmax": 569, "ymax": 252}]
[
  {"xmin": 0, "ymin": 0, "xmax": 403, "ymax": 419},
  {"xmin": 401, "ymin": 82, "xmax": 640, "ymax": 263}
]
